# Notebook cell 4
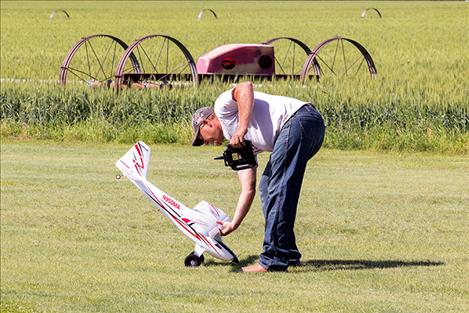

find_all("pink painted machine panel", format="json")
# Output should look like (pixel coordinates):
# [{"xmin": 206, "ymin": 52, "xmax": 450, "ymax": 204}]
[{"xmin": 196, "ymin": 44, "xmax": 275, "ymax": 75}]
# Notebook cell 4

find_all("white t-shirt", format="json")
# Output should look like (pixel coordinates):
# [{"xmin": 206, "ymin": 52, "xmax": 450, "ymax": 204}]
[{"xmin": 214, "ymin": 89, "xmax": 308, "ymax": 153}]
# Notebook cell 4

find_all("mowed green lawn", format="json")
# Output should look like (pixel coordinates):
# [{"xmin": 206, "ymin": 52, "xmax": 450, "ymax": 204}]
[{"xmin": 1, "ymin": 141, "xmax": 468, "ymax": 313}]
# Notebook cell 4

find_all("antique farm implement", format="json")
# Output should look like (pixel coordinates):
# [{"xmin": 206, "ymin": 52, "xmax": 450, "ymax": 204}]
[{"xmin": 59, "ymin": 34, "xmax": 377, "ymax": 92}]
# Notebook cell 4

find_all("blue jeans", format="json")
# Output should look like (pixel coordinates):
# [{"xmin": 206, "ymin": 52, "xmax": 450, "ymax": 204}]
[{"xmin": 258, "ymin": 104, "xmax": 325, "ymax": 271}]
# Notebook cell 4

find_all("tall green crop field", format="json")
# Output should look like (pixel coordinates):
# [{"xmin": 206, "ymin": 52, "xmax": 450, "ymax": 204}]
[{"xmin": 1, "ymin": 1, "xmax": 468, "ymax": 151}]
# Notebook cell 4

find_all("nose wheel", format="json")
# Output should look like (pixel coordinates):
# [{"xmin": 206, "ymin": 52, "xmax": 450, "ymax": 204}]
[{"xmin": 184, "ymin": 252, "xmax": 205, "ymax": 267}]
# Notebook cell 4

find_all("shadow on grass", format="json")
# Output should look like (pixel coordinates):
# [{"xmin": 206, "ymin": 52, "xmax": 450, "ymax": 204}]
[
  {"xmin": 205, "ymin": 255, "xmax": 444, "ymax": 273},
  {"xmin": 204, "ymin": 255, "xmax": 258, "ymax": 272},
  {"xmin": 296, "ymin": 259, "xmax": 445, "ymax": 272}
]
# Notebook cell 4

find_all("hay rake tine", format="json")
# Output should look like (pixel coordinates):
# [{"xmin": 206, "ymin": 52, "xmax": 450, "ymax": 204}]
[
  {"xmin": 139, "ymin": 43, "xmax": 159, "ymax": 74},
  {"xmin": 292, "ymin": 43, "xmax": 296, "ymax": 74},
  {"xmin": 111, "ymin": 41, "xmax": 118, "ymax": 80},
  {"xmin": 316, "ymin": 54, "xmax": 337, "ymax": 76},
  {"xmin": 136, "ymin": 46, "xmax": 146, "ymax": 74},
  {"xmin": 341, "ymin": 39, "xmax": 348, "ymax": 76},
  {"xmin": 67, "ymin": 67, "xmax": 100, "ymax": 83},
  {"xmin": 281, "ymin": 41, "xmax": 293, "ymax": 72},
  {"xmin": 87, "ymin": 40, "xmax": 108, "ymax": 81},
  {"xmin": 154, "ymin": 38, "xmax": 167, "ymax": 73},
  {"xmin": 354, "ymin": 58, "xmax": 366, "ymax": 76},
  {"xmin": 331, "ymin": 39, "xmax": 339, "ymax": 73},
  {"xmin": 122, "ymin": 64, "xmax": 140, "ymax": 74},
  {"xmin": 85, "ymin": 42, "xmax": 92, "ymax": 79},
  {"xmin": 341, "ymin": 54, "xmax": 363, "ymax": 76},
  {"xmin": 166, "ymin": 38, "xmax": 170, "ymax": 75},
  {"xmin": 158, "ymin": 63, "xmax": 189, "ymax": 81},
  {"xmin": 67, "ymin": 68, "xmax": 89, "ymax": 83},
  {"xmin": 95, "ymin": 38, "xmax": 117, "ymax": 80},
  {"xmin": 174, "ymin": 62, "xmax": 190, "ymax": 76},
  {"xmin": 275, "ymin": 57, "xmax": 286, "ymax": 75}
]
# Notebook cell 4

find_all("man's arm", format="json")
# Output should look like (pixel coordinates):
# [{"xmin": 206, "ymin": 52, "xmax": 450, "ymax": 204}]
[
  {"xmin": 217, "ymin": 167, "xmax": 256, "ymax": 236},
  {"xmin": 230, "ymin": 81, "xmax": 254, "ymax": 146}
]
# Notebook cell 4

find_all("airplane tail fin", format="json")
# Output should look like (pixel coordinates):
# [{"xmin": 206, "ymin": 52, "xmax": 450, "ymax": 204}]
[{"xmin": 115, "ymin": 141, "xmax": 151, "ymax": 180}]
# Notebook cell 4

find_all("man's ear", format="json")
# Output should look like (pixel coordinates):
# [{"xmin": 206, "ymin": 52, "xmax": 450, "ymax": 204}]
[{"xmin": 231, "ymin": 87, "xmax": 237, "ymax": 101}]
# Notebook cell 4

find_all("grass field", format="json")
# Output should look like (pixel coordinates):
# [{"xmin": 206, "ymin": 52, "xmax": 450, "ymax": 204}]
[
  {"xmin": 1, "ymin": 141, "xmax": 468, "ymax": 313},
  {"xmin": 1, "ymin": 1, "xmax": 468, "ymax": 312}
]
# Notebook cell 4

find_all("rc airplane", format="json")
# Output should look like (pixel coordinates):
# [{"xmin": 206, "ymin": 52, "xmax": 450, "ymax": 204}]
[{"xmin": 115, "ymin": 141, "xmax": 239, "ymax": 266}]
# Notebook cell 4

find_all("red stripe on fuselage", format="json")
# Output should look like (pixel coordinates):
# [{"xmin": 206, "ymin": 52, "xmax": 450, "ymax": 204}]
[
  {"xmin": 143, "ymin": 182, "xmax": 220, "ymax": 254},
  {"xmin": 145, "ymin": 183, "xmax": 201, "ymax": 240},
  {"xmin": 200, "ymin": 234, "xmax": 218, "ymax": 252}
]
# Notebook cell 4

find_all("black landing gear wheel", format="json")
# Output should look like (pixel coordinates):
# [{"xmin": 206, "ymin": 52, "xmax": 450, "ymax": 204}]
[{"xmin": 184, "ymin": 252, "xmax": 205, "ymax": 267}]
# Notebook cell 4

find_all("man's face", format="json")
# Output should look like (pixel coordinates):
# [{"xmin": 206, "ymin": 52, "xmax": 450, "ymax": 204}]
[{"xmin": 199, "ymin": 116, "xmax": 224, "ymax": 145}]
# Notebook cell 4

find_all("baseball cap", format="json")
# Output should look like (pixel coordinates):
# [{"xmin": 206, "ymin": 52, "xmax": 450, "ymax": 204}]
[{"xmin": 191, "ymin": 107, "xmax": 214, "ymax": 146}]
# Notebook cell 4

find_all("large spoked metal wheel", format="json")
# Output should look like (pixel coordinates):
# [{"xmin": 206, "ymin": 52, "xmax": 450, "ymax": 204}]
[
  {"xmin": 59, "ymin": 34, "xmax": 140, "ymax": 88},
  {"xmin": 114, "ymin": 34, "xmax": 198, "ymax": 92},
  {"xmin": 262, "ymin": 37, "xmax": 316, "ymax": 79},
  {"xmin": 300, "ymin": 36, "xmax": 377, "ymax": 83}
]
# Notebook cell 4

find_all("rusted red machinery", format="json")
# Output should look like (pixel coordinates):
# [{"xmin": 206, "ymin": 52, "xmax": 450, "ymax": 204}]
[{"xmin": 59, "ymin": 34, "xmax": 377, "ymax": 92}]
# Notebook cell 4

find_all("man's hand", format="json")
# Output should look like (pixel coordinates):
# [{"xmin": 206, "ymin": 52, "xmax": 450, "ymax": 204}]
[
  {"xmin": 230, "ymin": 129, "xmax": 247, "ymax": 147},
  {"xmin": 217, "ymin": 220, "xmax": 237, "ymax": 236},
  {"xmin": 216, "ymin": 168, "xmax": 256, "ymax": 237}
]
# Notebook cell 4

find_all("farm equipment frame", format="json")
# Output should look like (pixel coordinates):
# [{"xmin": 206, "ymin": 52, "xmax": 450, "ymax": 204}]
[{"xmin": 59, "ymin": 33, "xmax": 377, "ymax": 93}]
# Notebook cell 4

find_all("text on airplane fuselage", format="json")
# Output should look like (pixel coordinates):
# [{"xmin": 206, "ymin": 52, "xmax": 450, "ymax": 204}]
[{"xmin": 163, "ymin": 194, "xmax": 181, "ymax": 210}]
